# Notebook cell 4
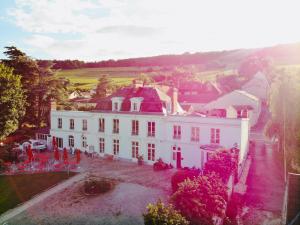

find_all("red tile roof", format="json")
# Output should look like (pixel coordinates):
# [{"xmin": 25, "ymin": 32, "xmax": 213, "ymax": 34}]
[{"xmin": 95, "ymin": 86, "xmax": 170, "ymax": 113}]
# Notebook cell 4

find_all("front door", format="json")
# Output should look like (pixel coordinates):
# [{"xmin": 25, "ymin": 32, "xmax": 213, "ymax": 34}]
[{"xmin": 176, "ymin": 151, "xmax": 182, "ymax": 168}]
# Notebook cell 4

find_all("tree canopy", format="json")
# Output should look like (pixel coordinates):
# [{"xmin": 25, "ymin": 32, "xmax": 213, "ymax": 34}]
[
  {"xmin": 2, "ymin": 46, "xmax": 69, "ymax": 128},
  {"xmin": 0, "ymin": 63, "xmax": 26, "ymax": 140},
  {"xmin": 171, "ymin": 173, "xmax": 228, "ymax": 225},
  {"xmin": 93, "ymin": 75, "xmax": 116, "ymax": 99}
]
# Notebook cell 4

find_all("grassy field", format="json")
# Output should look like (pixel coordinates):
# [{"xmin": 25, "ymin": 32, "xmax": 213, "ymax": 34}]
[
  {"xmin": 55, "ymin": 64, "xmax": 300, "ymax": 90},
  {"xmin": 55, "ymin": 66, "xmax": 235, "ymax": 89},
  {"xmin": 55, "ymin": 67, "xmax": 158, "ymax": 89},
  {"xmin": 0, "ymin": 172, "xmax": 77, "ymax": 215}
]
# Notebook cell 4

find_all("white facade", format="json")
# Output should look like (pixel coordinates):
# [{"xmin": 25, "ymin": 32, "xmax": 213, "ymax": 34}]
[
  {"xmin": 49, "ymin": 109, "xmax": 249, "ymax": 169},
  {"xmin": 204, "ymin": 90, "xmax": 261, "ymax": 127}
]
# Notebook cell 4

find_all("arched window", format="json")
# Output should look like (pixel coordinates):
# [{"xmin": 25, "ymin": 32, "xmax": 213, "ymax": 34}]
[{"xmin": 68, "ymin": 135, "xmax": 74, "ymax": 147}]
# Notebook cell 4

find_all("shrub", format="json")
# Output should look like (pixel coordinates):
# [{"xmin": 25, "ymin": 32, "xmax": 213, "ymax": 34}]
[
  {"xmin": 204, "ymin": 149, "xmax": 238, "ymax": 183},
  {"xmin": 0, "ymin": 159, "xmax": 7, "ymax": 172},
  {"xmin": 153, "ymin": 158, "xmax": 170, "ymax": 171},
  {"xmin": 143, "ymin": 199, "xmax": 189, "ymax": 225},
  {"xmin": 171, "ymin": 173, "xmax": 228, "ymax": 225},
  {"xmin": 83, "ymin": 178, "xmax": 115, "ymax": 195},
  {"xmin": 171, "ymin": 168, "xmax": 201, "ymax": 192}
]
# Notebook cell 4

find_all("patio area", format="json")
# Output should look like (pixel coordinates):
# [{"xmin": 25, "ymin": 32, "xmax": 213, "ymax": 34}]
[{"xmin": 4, "ymin": 154, "xmax": 176, "ymax": 225}]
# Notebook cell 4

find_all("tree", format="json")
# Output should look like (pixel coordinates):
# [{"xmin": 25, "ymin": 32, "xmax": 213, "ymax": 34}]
[
  {"xmin": 0, "ymin": 63, "xmax": 26, "ymax": 140},
  {"xmin": 238, "ymin": 55, "xmax": 273, "ymax": 78},
  {"xmin": 93, "ymin": 75, "xmax": 115, "ymax": 99},
  {"xmin": 2, "ymin": 46, "xmax": 70, "ymax": 128},
  {"xmin": 171, "ymin": 173, "xmax": 228, "ymax": 225},
  {"xmin": 143, "ymin": 199, "xmax": 189, "ymax": 225},
  {"xmin": 265, "ymin": 69, "xmax": 300, "ymax": 172},
  {"xmin": 203, "ymin": 149, "xmax": 238, "ymax": 183},
  {"xmin": 137, "ymin": 73, "xmax": 153, "ymax": 85}
]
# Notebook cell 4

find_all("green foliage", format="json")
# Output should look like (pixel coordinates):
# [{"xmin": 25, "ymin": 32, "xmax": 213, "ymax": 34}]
[
  {"xmin": 171, "ymin": 173, "xmax": 227, "ymax": 225},
  {"xmin": 93, "ymin": 75, "xmax": 116, "ymax": 99},
  {"xmin": 266, "ymin": 69, "xmax": 300, "ymax": 171},
  {"xmin": 3, "ymin": 46, "xmax": 69, "ymax": 127},
  {"xmin": 143, "ymin": 199, "xmax": 189, "ymax": 225},
  {"xmin": 203, "ymin": 149, "xmax": 238, "ymax": 183},
  {"xmin": 0, "ymin": 63, "xmax": 26, "ymax": 140},
  {"xmin": 238, "ymin": 56, "xmax": 273, "ymax": 78},
  {"xmin": 171, "ymin": 169, "xmax": 200, "ymax": 192}
]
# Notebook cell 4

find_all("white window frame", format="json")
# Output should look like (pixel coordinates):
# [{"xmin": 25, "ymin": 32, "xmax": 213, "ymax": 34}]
[
  {"xmin": 132, "ymin": 120, "xmax": 139, "ymax": 136},
  {"xmin": 70, "ymin": 119, "xmax": 74, "ymax": 130},
  {"xmin": 132, "ymin": 141, "xmax": 139, "ymax": 158},
  {"xmin": 99, "ymin": 138, "xmax": 105, "ymax": 153},
  {"xmin": 113, "ymin": 139, "xmax": 119, "ymax": 155},
  {"xmin": 191, "ymin": 127, "xmax": 200, "ymax": 142},
  {"xmin": 210, "ymin": 128, "xmax": 220, "ymax": 144},
  {"xmin": 173, "ymin": 125, "xmax": 181, "ymax": 139},
  {"xmin": 99, "ymin": 118, "xmax": 105, "ymax": 132},
  {"xmin": 82, "ymin": 119, "xmax": 87, "ymax": 131},
  {"xmin": 58, "ymin": 118, "xmax": 62, "ymax": 129},
  {"xmin": 68, "ymin": 135, "xmax": 74, "ymax": 147},
  {"xmin": 82, "ymin": 135, "xmax": 87, "ymax": 148},
  {"xmin": 113, "ymin": 119, "xmax": 119, "ymax": 134},
  {"xmin": 147, "ymin": 143, "xmax": 155, "ymax": 161},
  {"xmin": 147, "ymin": 121, "xmax": 155, "ymax": 137}
]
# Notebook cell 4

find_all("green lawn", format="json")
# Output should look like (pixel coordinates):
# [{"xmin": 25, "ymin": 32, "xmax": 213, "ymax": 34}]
[
  {"xmin": 55, "ymin": 67, "xmax": 157, "ymax": 89},
  {"xmin": 0, "ymin": 172, "xmax": 77, "ymax": 215}
]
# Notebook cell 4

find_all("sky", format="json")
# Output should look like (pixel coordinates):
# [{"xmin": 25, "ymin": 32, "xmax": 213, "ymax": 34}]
[{"xmin": 0, "ymin": 0, "xmax": 300, "ymax": 61}]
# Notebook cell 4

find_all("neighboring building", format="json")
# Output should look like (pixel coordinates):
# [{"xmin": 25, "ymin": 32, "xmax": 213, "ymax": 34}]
[
  {"xmin": 178, "ymin": 81, "xmax": 222, "ymax": 111},
  {"xmin": 204, "ymin": 90, "xmax": 261, "ymax": 127},
  {"xmin": 44, "ymin": 85, "xmax": 250, "ymax": 170},
  {"xmin": 241, "ymin": 71, "xmax": 270, "ymax": 103},
  {"xmin": 282, "ymin": 173, "xmax": 300, "ymax": 225},
  {"xmin": 69, "ymin": 97, "xmax": 97, "ymax": 109},
  {"xmin": 68, "ymin": 90, "xmax": 92, "ymax": 100}
]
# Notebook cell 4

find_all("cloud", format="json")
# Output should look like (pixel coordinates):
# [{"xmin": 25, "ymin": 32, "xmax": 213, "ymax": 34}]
[
  {"xmin": 6, "ymin": 0, "xmax": 300, "ymax": 60},
  {"xmin": 96, "ymin": 25, "xmax": 162, "ymax": 37}
]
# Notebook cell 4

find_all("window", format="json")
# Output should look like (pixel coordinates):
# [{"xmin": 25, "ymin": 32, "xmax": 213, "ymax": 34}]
[
  {"xmin": 132, "ymin": 120, "xmax": 139, "ymax": 135},
  {"xmin": 56, "ymin": 137, "xmax": 63, "ymax": 148},
  {"xmin": 147, "ymin": 122, "xmax": 155, "ymax": 137},
  {"xmin": 58, "ymin": 118, "xmax": 62, "ymax": 129},
  {"xmin": 99, "ymin": 118, "xmax": 105, "ymax": 132},
  {"xmin": 132, "ymin": 141, "xmax": 139, "ymax": 158},
  {"xmin": 172, "ymin": 146, "xmax": 181, "ymax": 160},
  {"xmin": 99, "ymin": 138, "xmax": 105, "ymax": 153},
  {"xmin": 37, "ymin": 133, "xmax": 47, "ymax": 140},
  {"xmin": 113, "ymin": 119, "xmax": 119, "ymax": 133},
  {"xmin": 191, "ymin": 127, "xmax": 200, "ymax": 142},
  {"xmin": 113, "ymin": 102, "xmax": 118, "ymax": 111},
  {"xmin": 147, "ymin": 143, "xmax": 155, "ymax": 161},
  {"xmin": 113, "ymin": 139, "xmax": 119, "ymax": 155},
  {"xmin": 70, "ymin": 119, "xmax": 74, "ymax": 130},
  {"xmin": 68, "ymin": 135, "xmax": 74, "ymax": 147},
  {"xmin": 133, "ymin": 102, "xmax": 138, "ymax": 111},
  {"xmin": 173, "ymin": 125, "xmax": 181, "ymax": 139},
  {"xmin": 82, "ymin": 136, "xmax": 87, "ymax": 148},
  {"xmin": 210, "ymin": 128, "xmax": 220, "ymax": 144},
  {"xmin": 82, "ymin": 119, "xmax": 87, "ymax": 131}
]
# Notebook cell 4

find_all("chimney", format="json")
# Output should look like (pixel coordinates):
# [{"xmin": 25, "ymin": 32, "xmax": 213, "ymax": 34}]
[
  {"xmin": 171, "ymin": 87, "xmax": 178, "ymax": 114},
  {"xmin": 50, "ymin": 100, "xmax": 57, "ymax": 111}
]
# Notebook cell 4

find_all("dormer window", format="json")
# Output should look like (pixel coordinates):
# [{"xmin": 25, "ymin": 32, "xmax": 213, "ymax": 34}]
[
  {"xmin": 130, "ymin": 97, "xmax": 143, "ymax": 112},
  {"xmin": 111, "ymin": 97, "xmax": 124, "ymax": 112},
  {"xmin": 114, "ymin": 102, "xmax": 118, "ymax": 111}
]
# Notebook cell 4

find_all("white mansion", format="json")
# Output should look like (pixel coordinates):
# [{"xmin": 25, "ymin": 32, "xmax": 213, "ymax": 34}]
[{"xmin": 45, "ymin": 84, "xmax": 250, "ymax": 169}]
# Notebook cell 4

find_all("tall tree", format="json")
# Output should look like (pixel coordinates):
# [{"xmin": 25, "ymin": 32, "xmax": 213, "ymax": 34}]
[
  {"xmin": 3, "ymin": 46, "xmax": 69, "ymax": 127},
  {"xmin": 0, "ymin": 63, "xmax": 26, "ymax": 140},
  {"xmin": 93, "ymin": 75, "xmax": 115, "ymax": 99},
  {"xmin": 265, "ymin": 69, "xmax": 300, "ymax": 172}
]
